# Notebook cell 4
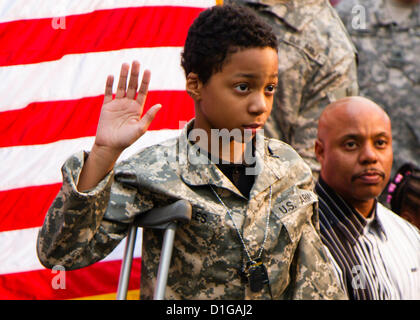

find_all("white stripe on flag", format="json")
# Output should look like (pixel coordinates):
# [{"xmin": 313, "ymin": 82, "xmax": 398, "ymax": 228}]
[
  {"xmin": 0, "ymin": 227, "xmax": 142, "ymax": 275},
  {"xmin": 0, "ymin": 47, "xmax": 185, "ymax": 112},
  {"xmin": 0, "ymin": 0, "xmax": 216, "ymax": 23},
  {"xmin": 1, "ymin": 129, "xmax": 181, "ymax": 191}
]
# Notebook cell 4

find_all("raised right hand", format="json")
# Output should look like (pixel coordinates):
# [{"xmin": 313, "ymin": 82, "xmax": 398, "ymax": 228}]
[
  {"xmin": 94, "ymin": 60, "xmax": 162, "ymax": 154},
  {"xmin": 77, "ymin": 61, "xmax": 161, "ymax": 191}
]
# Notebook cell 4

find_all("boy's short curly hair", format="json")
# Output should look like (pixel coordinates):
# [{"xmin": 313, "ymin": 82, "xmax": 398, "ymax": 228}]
[{"xmin": 181, "ymin": 4, "xmax": 278, "ymax": 84}]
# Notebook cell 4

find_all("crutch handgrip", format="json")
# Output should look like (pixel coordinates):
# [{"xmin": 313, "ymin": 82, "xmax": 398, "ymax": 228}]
[
  {"xmin": 134, "ymin": 200, "xmax": 192, "ymax": 229},
  {"xmin": 116, "ymin": 200, "xmax": 192, "ymax": 300}
]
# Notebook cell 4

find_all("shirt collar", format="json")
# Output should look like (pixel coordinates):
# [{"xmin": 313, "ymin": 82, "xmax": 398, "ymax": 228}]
[
  {"xmin": 364, "ymin": 205, "xmax": 388, "ymax": 241},
  {"xmin": 178, "ymin": 119, "xmax": 286, "ymax": 199},
  {"xmin": 316, "ymin": 177, "xmax": 387, "ymax": 240}
]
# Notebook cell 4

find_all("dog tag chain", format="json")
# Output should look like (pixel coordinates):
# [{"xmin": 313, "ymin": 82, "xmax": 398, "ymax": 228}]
[{"xmin": 210, "ymin": 185, "xmax": 272, "ymax": 293}]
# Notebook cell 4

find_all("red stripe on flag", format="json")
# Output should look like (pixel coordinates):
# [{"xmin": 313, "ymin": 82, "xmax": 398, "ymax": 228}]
[
  {"xmin": 0, "ymin": 6, "xmax": 203, "ymax": 67},
  {"xmin": 0, "ymin": 183, "xmax": 61, "ymax": 232},
  {"xmin": 0, "ymin": 258, "xmax": 141, "ymax": 300},
  {"xmin": 0, "ymin": 91, "xmax": 194, "ymax": 147}
]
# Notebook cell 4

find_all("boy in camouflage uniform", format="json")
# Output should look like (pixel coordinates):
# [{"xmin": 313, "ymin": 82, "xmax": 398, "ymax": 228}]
[
  {"xmin": 37, "ymin": 5, "xmax": 346, "ymax": 300},
  {"xmin": 226, "ymin": 0, "xmax": 359, "ymax": 175}
]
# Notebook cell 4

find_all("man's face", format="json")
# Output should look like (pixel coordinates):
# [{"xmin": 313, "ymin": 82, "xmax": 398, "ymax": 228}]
[
  {"xmin": 193, "ymin": 47, "xmax": 278, "ymax": 139},
  {"xmin": 317, "ymin": 102, "xmax": 393, "ymax": 206}
]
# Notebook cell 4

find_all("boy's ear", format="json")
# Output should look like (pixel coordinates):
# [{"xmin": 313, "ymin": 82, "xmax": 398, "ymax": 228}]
[{"xmin": 186, "ymin": 72, "xmax": 203, "ymax": 100}]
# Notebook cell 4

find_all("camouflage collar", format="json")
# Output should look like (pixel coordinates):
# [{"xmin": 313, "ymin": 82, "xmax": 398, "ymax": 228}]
[
  {"xmin": 239, "ymin": 0, "xmax": 325, "ymax": 31},
  {"xmin": 178, "ymin": 120, "xmax": 243, "ymax": 197},
  {"xmin": 249, "ymin": 139, "xmax": 287, "ymax": 199},
  {"xmin": 178, "ymin": 120, "xmax": 286, "ymax": 199}
]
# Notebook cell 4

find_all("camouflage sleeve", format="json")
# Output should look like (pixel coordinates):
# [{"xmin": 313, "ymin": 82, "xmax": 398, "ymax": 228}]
[
  {"xmin": 283, "ymin": 158, "xmax": 348, "ymax": 299},
  {"xmin": 36, "ymin": 151, "xmax": 152, "ymax": 270},
  {"xmin": 285, "ymin": 48, "xmax": 358, "ymax": 177},
  {"xmin": 285, "ymin": 211, "xmax": 349, "ymax": 300},
  {"xmin": 266, "ymin": 4, "xmax": 359, "ymax": 176}
]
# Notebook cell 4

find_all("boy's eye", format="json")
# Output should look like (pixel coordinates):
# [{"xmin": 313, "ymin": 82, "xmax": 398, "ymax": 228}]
[
  {"xmin": 234, "ymin": 83, "xmax": 249, "ymax": 92},
  {"xmin": 265, "ymin": 84, "xmax": 277, "ymax": 94}
]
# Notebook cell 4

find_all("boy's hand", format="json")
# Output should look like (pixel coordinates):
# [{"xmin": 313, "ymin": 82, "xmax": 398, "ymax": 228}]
[
  {"xmin": 94, "ymin": 61, "xmax": 162, "ymax": 154},
  {"xmin": 77, "ymin": 61, "xmax": 161, "ymax": 192}
]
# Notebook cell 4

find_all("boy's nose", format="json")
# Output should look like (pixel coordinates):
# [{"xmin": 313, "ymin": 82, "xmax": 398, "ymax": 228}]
[{"xmin": 248, "ymin": 93, "xmax": 269, "ymax": 115}]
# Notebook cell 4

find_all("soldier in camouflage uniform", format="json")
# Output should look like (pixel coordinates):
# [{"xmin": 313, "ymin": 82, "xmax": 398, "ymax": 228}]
[
  {"xmin": 37, "ymin": 5, "xmax": 346, "ymax": 299},
  {"xmin": 225, "ymin": 0, "xmax": 359, "ymax": 175},
  {"xmin": 335, "ymin": 0, "xmax": 420, "ymax": 178}
]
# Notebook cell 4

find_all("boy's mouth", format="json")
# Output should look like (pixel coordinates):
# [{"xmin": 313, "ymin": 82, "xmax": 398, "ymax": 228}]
[
  {"xmin": 242, "ymin": 123, "xmax": 263, "ymax": 130},
  {"xmin": 242, "ymin": 123, "xmax": 263, "ymax": 135}
]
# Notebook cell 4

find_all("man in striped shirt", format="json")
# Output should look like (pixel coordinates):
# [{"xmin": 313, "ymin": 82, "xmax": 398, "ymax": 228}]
[{"xmin": 314, "ymin": 96, "xmax": 420, "ymax": 299}]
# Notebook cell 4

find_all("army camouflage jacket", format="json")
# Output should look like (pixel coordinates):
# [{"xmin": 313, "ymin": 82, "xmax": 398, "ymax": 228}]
[
  {"xmin": 336, "ymin": 0, "xmax": 420, "ymax": 177},
  {"xmin": 226, "ymin": 0, "xmax": 359, "ymax": 175},
  {"xmin": 37, "ymin": 121, "xmax": 347, "ymax": 300}
]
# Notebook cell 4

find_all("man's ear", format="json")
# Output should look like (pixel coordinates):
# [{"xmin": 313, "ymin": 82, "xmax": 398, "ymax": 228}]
[
  {"xmin": 186, "ymin": 72, "xmax": 203, "ymax": 100},
  {"xmin": 314, "ymin": 139, "xmax": 324, "ymax": 163}
]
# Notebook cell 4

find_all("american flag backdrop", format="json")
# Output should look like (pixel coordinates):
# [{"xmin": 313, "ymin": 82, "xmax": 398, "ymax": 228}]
[{"xmin": 0, "ymin": 0, "xmax": 219, "ymax": 300}]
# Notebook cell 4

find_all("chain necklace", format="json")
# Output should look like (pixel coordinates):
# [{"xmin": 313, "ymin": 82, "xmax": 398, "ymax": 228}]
[{"xmin": 210, "ymin": 185, "xmax": 272, "ymax": 293}]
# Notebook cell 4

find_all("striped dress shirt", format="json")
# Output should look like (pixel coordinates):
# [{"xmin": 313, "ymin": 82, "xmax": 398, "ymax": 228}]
[{"xmin": 316, "ymin": 178, "xmax": 420, "ymax": 300}]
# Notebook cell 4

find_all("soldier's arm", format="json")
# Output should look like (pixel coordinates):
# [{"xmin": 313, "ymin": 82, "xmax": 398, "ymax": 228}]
[
  {"xmin": 285, "ymin": 204, "xmax": 349, "ymax": 300},
  {"xmin": 78, "ymin": 61, "xmax": 161, "ymax": 191},
  {"xmin": 36, "ymin": 150, "xmax": 154, "ymax": 270},
  {"xmin": 285, "ymin": 5, "xmax": 359, "ymax": 176},
  {"xmin": 37, "ymin": 61, "xmax": 161, "ymax": 269},
  {"xmin": 36, "ymin": 151, "xmax": 126, "ymax": 270},
  {"xmin": 279, "ymin": 155, "xmax": 348, "ymax": 299}
]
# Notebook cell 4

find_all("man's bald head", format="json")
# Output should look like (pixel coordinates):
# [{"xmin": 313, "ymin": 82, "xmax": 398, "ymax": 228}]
[
  {"xmin": 318, "ymin": 96, "xmax": 391, "ymax": 144},
  {"xmin": 315, "ymin": 96, "xmax": 393, "ymax": 217}
]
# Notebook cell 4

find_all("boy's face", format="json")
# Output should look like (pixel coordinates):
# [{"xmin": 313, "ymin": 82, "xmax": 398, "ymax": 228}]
[{"xmin": 191, "ymin": 47, "xmax": 278, "ymax": 138}]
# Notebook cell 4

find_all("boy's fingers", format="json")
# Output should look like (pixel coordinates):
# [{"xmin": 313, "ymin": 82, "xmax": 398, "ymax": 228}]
[
  {"xmin": 103, "ymin": 75, "xmax": 114, "ymax": 104},
  {"xmin": 116, "ymin": 63, "xmax": 129, "ymax": 99},
  {"xmin": 136, "ymin": 69, "xmax": 151, "ymax": 105},
  {"xmin": 138, "ymin": 104, "xmax": 162, "ymax": 134},
  {"xmin": 126, "ymin": 61, "xmax": 140, "ymax": 99}
]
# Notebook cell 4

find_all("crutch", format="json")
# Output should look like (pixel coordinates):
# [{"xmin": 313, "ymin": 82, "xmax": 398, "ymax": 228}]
[{"xmin": 116, "ymin": 200, "xmax": 192, "ymax": 300}]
